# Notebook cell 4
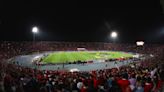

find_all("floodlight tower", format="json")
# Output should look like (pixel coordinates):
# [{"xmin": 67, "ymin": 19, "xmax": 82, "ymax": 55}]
[
  {"xmin": 32, "ymin": 26, "xmax": 39, "ymax": 42},
  {"xmin": 32, "ymin": 26, "xmax": 39, "ymax": 69},
  {"xmin": 110, "ymin": 31, "xmax": 118, "ymax": 43}
]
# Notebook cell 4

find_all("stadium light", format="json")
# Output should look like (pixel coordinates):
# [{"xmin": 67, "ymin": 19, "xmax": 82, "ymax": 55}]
[
  {"xmin": 32, "ymin": 27, "xmax": 38, "ymax": 34},
  {"xmin": 32, "ymin": 26, "xmax": 39, "ymax": 42},
  {"xmin": 111, "ymin": 31, "xmax": 117, "ymax": 38},
  {"xmin": 110, "ymin": 31, "xmax": 118, "ymax": 43}
]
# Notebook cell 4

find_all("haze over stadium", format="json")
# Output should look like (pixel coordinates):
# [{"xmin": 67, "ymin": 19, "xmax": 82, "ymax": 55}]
[{"xmin": 1, "ymin": 1, "xmax": 164, "ymax": 92}]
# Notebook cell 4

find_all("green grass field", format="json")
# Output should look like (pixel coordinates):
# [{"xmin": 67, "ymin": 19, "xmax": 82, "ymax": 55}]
[{"xmin": 42, "ymin": 51, "xmax": 133, "ymax": 64}]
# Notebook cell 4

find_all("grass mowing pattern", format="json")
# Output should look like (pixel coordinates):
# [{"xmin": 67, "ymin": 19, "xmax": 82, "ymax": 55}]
[{"xmin": 42, "ymin": 51, "xmax": 133, "ymax": 64}]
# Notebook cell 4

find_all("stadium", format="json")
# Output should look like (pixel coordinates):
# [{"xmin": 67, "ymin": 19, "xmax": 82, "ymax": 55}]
[
  {"xmin": 1, "ymin": 2, "xmax": 164, "ymax": 92},
  {"xmin": 0, "ymin": 41, "xmax": 164, "ymax": 92}
]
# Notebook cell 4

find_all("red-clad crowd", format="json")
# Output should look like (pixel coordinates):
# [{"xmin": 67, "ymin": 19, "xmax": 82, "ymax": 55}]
[{"xmin": 0, "ymin": 41, "xmax": 164, "ymax": 92}]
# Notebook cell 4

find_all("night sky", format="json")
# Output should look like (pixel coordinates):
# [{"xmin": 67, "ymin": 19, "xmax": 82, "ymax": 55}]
[{"xmin": 1, "ymin": 1, "xmax": 164, "ymax": 43}]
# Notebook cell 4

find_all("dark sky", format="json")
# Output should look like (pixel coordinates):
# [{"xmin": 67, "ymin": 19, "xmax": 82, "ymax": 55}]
[{"xmin": 1, "ymin": 1, "xmax": 164, "ymax": 43}]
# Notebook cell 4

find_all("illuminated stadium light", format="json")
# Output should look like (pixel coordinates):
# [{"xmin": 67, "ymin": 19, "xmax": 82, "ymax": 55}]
[
  {"xmin": 111, "ymin": 31, "xmax": 117, "ymax": 38},
  {"xmin": 32, "ymin": 27, "xmax": 38, "ymax": 33},
  {"xmin": 32, "ymin": 26, "xmax": 39, "ymax": 42},
  {"xmin": 136, "ymin": 41, "xmax": 144, "ymax": 46}
]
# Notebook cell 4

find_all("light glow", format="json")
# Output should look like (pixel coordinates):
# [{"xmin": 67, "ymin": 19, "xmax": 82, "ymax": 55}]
[
  {"xmin": 32, "ymin": 27, "xmax": 38, "ymax": 33},
  {"xmin": 111, "ymin": 32, "xmax": 117, "ymax": 38}
]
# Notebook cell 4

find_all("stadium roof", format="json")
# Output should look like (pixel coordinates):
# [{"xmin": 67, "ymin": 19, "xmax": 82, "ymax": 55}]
[{"xmin": 1, "ymin": 1, "xmax": 164, "ymax": 43}]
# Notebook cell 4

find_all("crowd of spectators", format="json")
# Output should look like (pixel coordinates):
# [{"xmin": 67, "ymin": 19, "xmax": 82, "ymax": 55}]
[
  {"xmin": 0, "ymin": 41, "xmax": 164, "ymax": 92},
  {"xmin": 1, "ymin": 41, "xmax": 163, "ymax": 59}
]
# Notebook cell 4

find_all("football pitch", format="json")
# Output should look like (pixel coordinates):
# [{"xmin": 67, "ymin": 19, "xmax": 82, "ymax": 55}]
[{"xmin": 42, "ymin": 51, "xmax": 133, "ymax": 64}]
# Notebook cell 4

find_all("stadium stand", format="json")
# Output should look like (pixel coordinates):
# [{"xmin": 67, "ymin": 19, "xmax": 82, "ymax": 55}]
[{"xmin": 0, "ymin": 41, "xmax": 164, "ymax": 92}]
